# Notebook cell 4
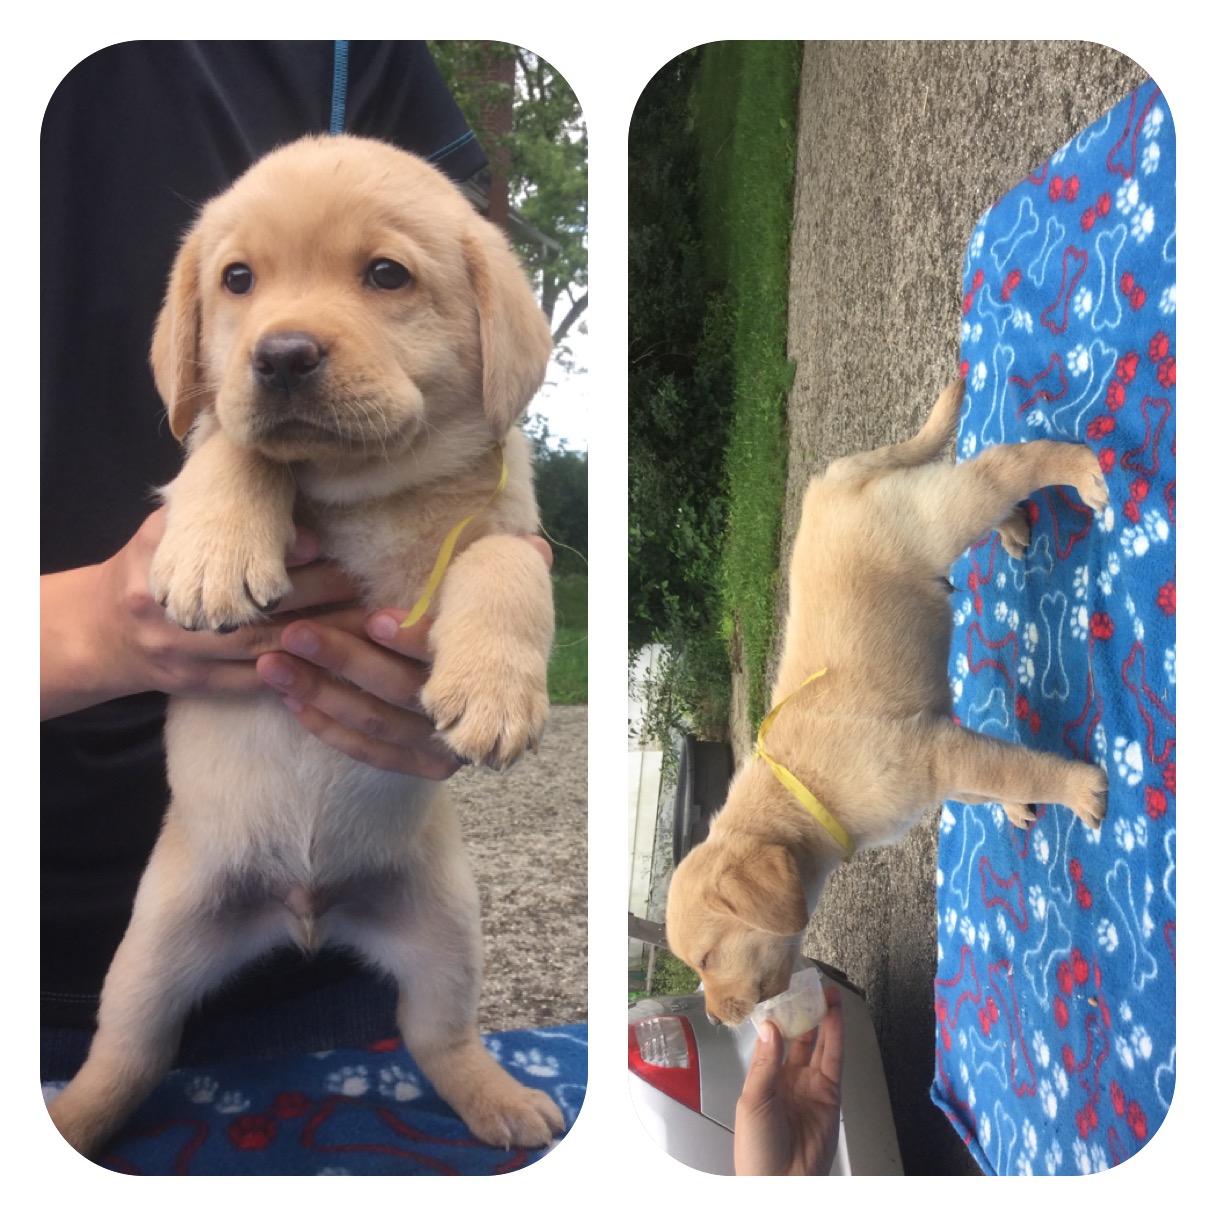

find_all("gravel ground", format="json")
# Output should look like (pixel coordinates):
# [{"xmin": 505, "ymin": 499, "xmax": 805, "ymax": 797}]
[
  {"xmin": 453, "ymin": 703, "xmax": 587, "ymax": 1032},
  {"xmin": 751, "ymin": 40, "xmax": 1149, "ymax": 1174}
]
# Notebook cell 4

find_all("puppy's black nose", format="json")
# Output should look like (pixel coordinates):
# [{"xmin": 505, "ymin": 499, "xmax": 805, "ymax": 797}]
[{"xmin": 252, "ymin": 332, "xmax": 325, "ymax": 393}]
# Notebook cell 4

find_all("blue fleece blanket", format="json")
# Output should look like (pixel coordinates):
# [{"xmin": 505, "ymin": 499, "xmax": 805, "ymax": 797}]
[
  {"xmin": 931, "ymin": 81, "xmax": 1175, "ymax": 1175},
  {"xmin": 44, "ymin": 1025, "xmax": 586, "ymax": 1175}
]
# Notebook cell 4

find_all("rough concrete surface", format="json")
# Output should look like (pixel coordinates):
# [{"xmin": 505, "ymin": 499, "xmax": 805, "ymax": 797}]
[
  {"xmin": 454, "ymin": 703, "xmax": 587, "ymax": 1033},
  {"xmin": 770, "ymin": 40, "xmax": 1149, "ymax": 1175}
]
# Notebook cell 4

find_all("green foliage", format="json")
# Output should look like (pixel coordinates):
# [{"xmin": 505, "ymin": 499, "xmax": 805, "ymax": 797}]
[
  {"xmin": 629, "ymin": 42, "xmax": 801, "ymax": 737},
  {"xmin": 549, "ymin": 572, "xmax": 587, "ymax": 705},
  {"xmin": 526, "ymin": 416, "xmax": 588, "ymax": 576},
  {"xmin": 648, "ymin": 949, "xmax": 701, "ymax": 996},
  {"xmin": 428, "ymin": 41, "xmax": 587, "ymax": 359}
]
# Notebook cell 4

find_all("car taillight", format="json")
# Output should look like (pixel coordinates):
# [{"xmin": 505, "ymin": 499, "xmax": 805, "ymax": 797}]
[{"xmin": 628, "ymin": 1015, "xmax": 701, "ymax": 1111}]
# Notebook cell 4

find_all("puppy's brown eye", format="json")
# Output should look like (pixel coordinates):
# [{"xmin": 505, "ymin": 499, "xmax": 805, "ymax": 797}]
[
  {"xmin": 222, "ymin": 263, "xmax": 254, "ymax": 295},
  {"xmin": 366, "ymin": 258, "xmax": 411, "ymax": 290}
]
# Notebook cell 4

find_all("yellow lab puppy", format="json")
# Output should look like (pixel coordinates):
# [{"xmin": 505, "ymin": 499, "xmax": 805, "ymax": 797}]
[
  {"xmin": 50, "ymin": 136, "xmax": 564, "ymax": 1156},
  {"xmin": 666, "ymin": 381, "xmax": 1108, "ymax": 1026}
]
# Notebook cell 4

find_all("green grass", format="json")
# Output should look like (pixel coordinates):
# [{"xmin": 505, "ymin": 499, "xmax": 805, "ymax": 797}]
[
  {"xmin": 548, "ymin": 572, "xmax": 587, "ymax": 705},
  {"xmin": 693, "ymin": 41, "xmax": 802, "ymax": 728},
  {"xmin": 628, "ymin": 949, "xmax": 701, "ymax": 1000}
]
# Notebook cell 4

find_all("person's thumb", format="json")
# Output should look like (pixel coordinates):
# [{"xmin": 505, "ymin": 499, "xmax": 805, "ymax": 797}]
[{"xmin": 739, "ymin": 1021, "xmax": 784, "ymax": 1108}]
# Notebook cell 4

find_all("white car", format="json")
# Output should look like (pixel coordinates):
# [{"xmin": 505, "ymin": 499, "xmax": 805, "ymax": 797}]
[{"xmin": 627, "ymin": 962, "xmax": 904, "ymax": 1175}]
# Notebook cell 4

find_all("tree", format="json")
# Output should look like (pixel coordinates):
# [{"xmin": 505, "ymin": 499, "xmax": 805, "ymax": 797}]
[{"xmin": 428, "ymin": 41, "xmax": 588, "ymax": 369}]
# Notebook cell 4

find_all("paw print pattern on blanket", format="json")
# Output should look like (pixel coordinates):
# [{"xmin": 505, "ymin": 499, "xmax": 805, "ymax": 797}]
[{"xmin": 934, "ymin": 82, "xmax": 1175, "ymax": 1175}]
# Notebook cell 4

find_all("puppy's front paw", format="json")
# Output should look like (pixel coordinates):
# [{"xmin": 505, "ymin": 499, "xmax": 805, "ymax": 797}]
[
  {"xmin": 1075, "ymin": 449, "xmax": 1110, "ymax": 515},
  {"xmin": 456, "ymin": 1077, "xmax": 565, "ymax": 1149},
  {"xmin": 1068, "ymin": 763, "xmax": 1109, "ymax": 831},
  {"xmin": 421, "ymin": 647, "xmax": 549, "ymax": 770},
  {"xmin": 150, "ymin": 510, "xmax": 293, "ymax": 632}
]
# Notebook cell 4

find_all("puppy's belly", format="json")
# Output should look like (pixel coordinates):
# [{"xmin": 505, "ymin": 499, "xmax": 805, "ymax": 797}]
[{"xmin": 164, "ymin": 693, "xmax": 436, "ymax": 888}]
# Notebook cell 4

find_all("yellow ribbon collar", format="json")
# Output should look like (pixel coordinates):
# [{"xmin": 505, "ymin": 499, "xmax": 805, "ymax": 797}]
[
  {"xmin": 754, "ymin": 668, "xmax": 855, "ymax": 861},
  {"xmin": 401, "ymin": 444, "xmax": 508, "ymax": 628}
]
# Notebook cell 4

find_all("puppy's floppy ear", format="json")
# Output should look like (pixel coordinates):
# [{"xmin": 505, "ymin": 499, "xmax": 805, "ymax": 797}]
[
  {"xmin": 461, "ymin": 222, "xmax": 552, "ymax": 441},
  {"xmin": 709, "ymin": 843, "xmax": 809, "ymax": 936},
  {"xmin": 150, "ymin": 226, "xmax": 211, "ymax": 441}
]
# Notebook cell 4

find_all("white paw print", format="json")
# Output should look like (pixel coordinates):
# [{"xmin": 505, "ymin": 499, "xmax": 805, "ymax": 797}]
[
  {"xmin": 979, "ymin": 1112, "xmax": 992, "ymax": 1147},
  {"xmin": 1097, "ymin": 552, "xmax": 1120, "ymax": 594},
  {"xmin": 1016, "ymin": 1154, "xmax": 1035, "ymax": 1176},
  {"xmin": 1045, "ymin": 1140, "xmax": 1064, "ymax": 1175},
  {"xmin": 1131, "ymin": 1025, "xmax": 1153, "ymax": 1061},
  {"xmin": 1028, "ymin": 885, "xmax": 1048, "ymax": 921},
  {"xmin": 1160, "ymin": 283, "xmax": 1176, "ymax": 315},
  {"xmin": 1016, "ymin": 651, "xmax": 1036, "ymax": 690},
  {"xmin": 996, "ymin": 570, "xmax": 1007, "ymax": 589},
  {"xmin": 972, "ymin": 362, "xmax": 989, "ymax": 392},
  {"xmin": 1093, "ymin": 723, "xmax": 1107, "ymax": 758},
  {"xmin": 1023, "ymin": 1120, "xmax": 1039, "ymax": 1159},
  {"xmin": 1023, "ymin": 620, "xmax": 1039, "ymax": 652},
  {"xmin": 1131, "ymin": 205, "xmax": 1156, "ymax": 243},
  {"xmin": 1073, "ymin": 566, "xmax": 1089, "ymax": 597},
  {"xmin": 185, "ymin": 1076, "xmax": 219, "ymax": 1105},
  {"xmin": 1053, "ymin": 1063, "xmax": 1069, "ymax": 1100},
  {"xmin": 961, "ymin": 432, "xmax": 977, "ymax": 459},
  {"xmin": 1120, "ymin": 524, "xmax": 1151, "ymax": 558},
  {"xmin": 955, "ymin": 653, "xmax": 971, "ymax": 679},
  {"xmin": 513, "ymin": 1048, "xmax": 560, "ymax": 1078},
  {"xmin": 996, "ymin": 912, "xmax": 1008, "ymax": 938},
  {"xmin": 214, "ymin": 1091, "xmax": 251, "ymax": 1114},
  {"xmin": 944, "ymin": 907, "xmax": 959, "ymax": 934},
  {"xmin": 1119, "ymin": 1000, "xmax": 1133, "ymax": 1023},
  {"xmin": 1113, "ymin": 818, "xmax": 1137, "ymax": 852},
  {"xmin": 940, "ymin": 808, "xmax": 955, "ymax": 833},
  {"xmin": 1026, "ymin": 407, "xmax": 1047, "ymax": 427},
  {"xmin": 1143, "ymin": 509, "xmax": 1170, "ymax": 544},
  {"xmin": 326, "ymin": 1065, "xmax": 370, "ymax": 1097},
  {"xmin": 1144, "ymin": 105, "xmax": 1164, "ymax": 138},
  {"xmin": 978, "ymin": 922, "xmax": 991, "ymax": 952},
  {"xmin": 951, "ymin": 676, "xmax": 964, "ymax": 701},
  {"xmin": 1008, "ymin": 608, "xmax": 1020, "ymax": 631},
  {"xmin": 959, "ymin": 916, "xmax": 976, "ymax": 946},
  {"xmin": 1115, "ymin": 1036, "xmax": 1136, "ymax": 1070},
  {"xmin": 936, "ymin": 864, "xmax": 946, "ymax": 885},
  {"xmin": 1040, "ymin": 1078, "xmax": 1058, "ymax": 1119},
  {"xmin": 1112, "ymin": 737, "xmax": 1144, "ymax": 786},
  {"xmin": 994, "ymin": 600, "xmax": 1009, "ymax": 623},
  {"xmin": 1033, "ymin": 834, "xmax": 1050, "ymax": 864},
  {"xmin": 1164, "ymin": 646, "xmax": 1176, "ymax": 685},
  {"xmin": 1033, "ymin": 1029, "xmax": 1050, "ymax": 1067},
  {"xmin": 970, "ymin": 228, "xmax": 987, "ymax": 259},
  {"xmin": 1013, "ymin": 307, "xmax": 1034, "ymax": 331},
  {"xmin": 1141, "ymin": 140, "xmax": 1161, "ymax": 175},
  {"xmin": 378, "ymin": 1064, "xmax": 422, "ymax": 1103},
  {"xmin": 1066, "ymin": 344, "xmax": 1091, "ymax": 375},
  {"xmin": 1116, "ymin": 178, "xmax": 1141, "ymax": 214},
  {"xmin": 1070, "ymin": 604, "xmax": 1088, "ymax": 639},
  {"xmin": 1097, "ymin": 504, "xmax": 1116, "ymax": 535},
  {"xmin": 1073, "ymin": 287, "xmax": 1093, "ymax": 319}
]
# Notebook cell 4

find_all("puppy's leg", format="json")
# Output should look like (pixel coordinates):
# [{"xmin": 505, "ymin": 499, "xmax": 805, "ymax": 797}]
[
  {"xmin": 332, "ymin": 810, "xmax": 565, "ymax": 1148},
  {"xmin": 422, "ymin": 534, "xmax": 554, "ymax": 768},
  {"xmin": 929, "ymin": 719, "xmax": 1108, "ymax": 830},
  {"xmin": 913, "ymin": 440, "xmax": 1108, "ymax": 568},
  {"xmin": 49, "ymin": 823, "xmax": 285, "ymax": 1158},
  {"xmin": 150, "ymin": 423, "xmax": 297, "ymax": 632}
]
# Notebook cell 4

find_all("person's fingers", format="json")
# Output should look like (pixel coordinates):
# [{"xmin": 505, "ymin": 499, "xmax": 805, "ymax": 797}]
[
  {"xmin": 522, "ymin": 534, "xmax": 554, "ymax": 569},
  {"xmin": 785, "ymin": 1027, "xmax": 816, "ymax": 1071},
  {"xmin": 739, "ymin": 1021, "xmax": 784, "ymax": 1110},
  {"xmin": 365, "ymin": 610, "xmax": 436, "ymax": 663},
  {"xmin": 261, "ymin": 620, "xmax": 430, "ymax": 711},
  {"xmin": 276, "ymin": 697, "xmax": 463, "ymax": 779},
  {"xmin": 273, "ymin": 560, "xmax": 360, "ymax": 614},
  {"xmin": 811, "ymin": 987, "xmax": 846, "ymax": 1088}
]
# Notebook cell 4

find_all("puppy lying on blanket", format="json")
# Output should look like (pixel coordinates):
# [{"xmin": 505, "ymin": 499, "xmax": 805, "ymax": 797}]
[
  {"xmin": 50, "ymin": 135, "xmax": 564, "ymax": 1157},
  {"xmin": 666, "ymin": 381, "xmax": 1108, "ymax": 1026}
]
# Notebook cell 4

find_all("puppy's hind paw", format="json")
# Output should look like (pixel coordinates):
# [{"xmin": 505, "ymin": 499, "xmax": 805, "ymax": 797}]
[
  {"xmin": 1074, "ymin": 449, "xmax": 1110, "ymax": 515},
  {"xmin": 997, "ymin": 506, "xmax": 1031, "ymax": 559}
]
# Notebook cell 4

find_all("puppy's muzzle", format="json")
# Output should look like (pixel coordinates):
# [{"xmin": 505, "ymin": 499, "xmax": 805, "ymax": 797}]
[{"xmin": 253, "ymin": 331, "xmax": 326, "ymax": 395}]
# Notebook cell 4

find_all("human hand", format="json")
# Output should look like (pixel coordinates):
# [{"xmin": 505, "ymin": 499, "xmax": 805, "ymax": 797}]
[
  {"xmin": 40, "ymin": 507, "xmax": 355, "ymax": 717},
  {"xmin": 254, "ymin": 535, "xmax": 554, "ymax": 775},
  {"xmin": 733, "ymin": 985, "xmax": 844, "ymax": 1176}
]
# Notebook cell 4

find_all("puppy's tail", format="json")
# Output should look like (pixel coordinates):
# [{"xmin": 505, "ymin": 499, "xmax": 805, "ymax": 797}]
[{"xmin": 825, "ymin": 379, "xmax": 964, "ymax": 482}]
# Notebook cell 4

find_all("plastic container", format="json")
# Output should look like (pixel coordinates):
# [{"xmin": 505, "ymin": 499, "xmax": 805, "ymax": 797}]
[{"xmin": 749, "ymin": 966, "xmax": 827, "ymax": 1040}]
